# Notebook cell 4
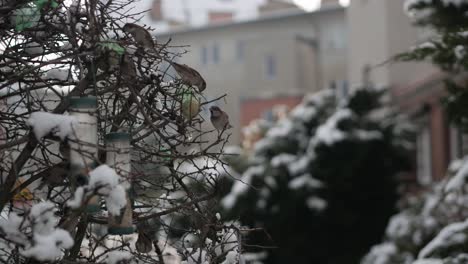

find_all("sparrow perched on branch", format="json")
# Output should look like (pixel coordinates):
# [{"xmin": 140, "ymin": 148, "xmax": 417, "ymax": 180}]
[
  {"xmin": 135, "ymin": 229, "xmax": 153, "ymax": 253},
  {"xmin": 122, "ymin": 23, "xmax": 155, "ymax": 50},
  {"xmin": 59, "ymin": 141, "xmax": 70, "ymax": 161},
  {"xmin": 120, "ymin": 53, "xmax": 137, "ymax": 81},
  {"xmin": 37, "ymin": 162, "xmax": 68, "ymax": 190},
  {"xmin": 209, "ymin": 106, "xmax": 232, "ymax": 131},
  {"xmin": 171, "ymin": 62, "xmax": 206, "ymax": 92}
]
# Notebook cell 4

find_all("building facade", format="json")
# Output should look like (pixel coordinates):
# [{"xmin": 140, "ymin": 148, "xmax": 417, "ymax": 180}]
[{"xmin": 156, "ymin": 6, "xmax": 347, "ymax": 143}]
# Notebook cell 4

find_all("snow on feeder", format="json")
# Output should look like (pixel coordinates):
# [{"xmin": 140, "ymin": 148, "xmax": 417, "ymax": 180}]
[
  {"xmin": 105, "ymin": 132, "xmax": 134, "ymax": 235},
  {"xmin": 69, "ymin": 96, "xmax": 100, "ymax": 213}
]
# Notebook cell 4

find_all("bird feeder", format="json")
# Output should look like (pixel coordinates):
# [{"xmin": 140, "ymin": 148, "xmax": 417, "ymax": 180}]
[
  {"xmin": 68, "ymin": 96, "xmax": 100, "ymax": 213},
  {"xmin": 105, "ymin": 132, "xmax": 135, "ymax": 235},
  {"xmin": 181, "ymin": 88, "xmax": 200, "ymax": 120}
]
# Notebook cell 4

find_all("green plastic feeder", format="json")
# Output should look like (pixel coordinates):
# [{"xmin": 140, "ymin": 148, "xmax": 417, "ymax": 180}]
[{"xmin": 69, "ymin": 96, "xmax": 98, "ymax": 109}]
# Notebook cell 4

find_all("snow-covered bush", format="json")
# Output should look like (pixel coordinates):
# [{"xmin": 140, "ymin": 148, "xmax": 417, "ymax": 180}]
[
  {"xmin": 363, "ymin": 157, "xmax": 468, "ymax": 264},
  {"xmin": 221, "ymin": 87, "xmax": 414, "ymax": 264}
]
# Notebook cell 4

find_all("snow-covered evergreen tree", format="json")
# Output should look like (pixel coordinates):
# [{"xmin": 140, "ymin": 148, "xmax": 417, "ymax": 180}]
[
  {"xmin": 399, "ymin": 0, "xmax": 468, "ymax": 130},
  {"xmin": 362, "ymin": 158, "xmax": 468, "ymax": 264},
  {"xmin": 221, "ymin": 87, "xmax": 414, "ymax": 264},
  {"xmin": 362, "ymin": 1, "xmax": 468, "ymax": 264}
]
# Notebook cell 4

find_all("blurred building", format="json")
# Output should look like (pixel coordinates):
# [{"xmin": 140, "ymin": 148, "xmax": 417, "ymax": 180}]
[
  {"xmin": 156, "ymin": 4, "xmax": 347, "ymax": 143},
  {"xmin": 144, "ymin": 0, "xmax": 267, "ymax": 33},
  {"xmin": 347, "ymin": 0, "xmax": 465, "ymax": 186},
  {"xmin": 150, "ymin": 0, "xmax": 458, "ymax": 186}
]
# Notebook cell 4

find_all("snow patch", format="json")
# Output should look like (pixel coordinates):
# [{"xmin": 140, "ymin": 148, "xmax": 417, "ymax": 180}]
[
  {"xmin": 107, "ymin": 251, "xmax": 133, "ymax": 264},
  {"xmin": 418, "ymin": 219, "xmax": 468, "ymax": 259},
  {"xmin": 26, "ymin": 112, "xmax": 77, "ymax": 140},
  {"xmin": 67, "ymin": 165, "xmax": 127, "ymax": 215},
  {"xmin": 266, "ymin": 120, "xmax": 293, "ymax": 138},
  {"xmin": 106, "ymin": 184, "xmax": 127, "ymax": 215},
  {"xmin": 413, "ymin": 259, "xmax": 443, "ymax": 264},
  {"xmin": 66, "ymin": 186, "xmax": 85, "ymax": 209},
  {"xmin": 455, "ymin": 45, "xmax": 466, "ymax": 60},
  {"xmin": 289, "ymin": 173, "xmax": 323, "ymax": 190},
  {"xmin": 314, "ymin": 109, "xmax": 352, "ymax": 145},
  {"xmin": 445, "ymin": 161, "xmax": 468, "ymax": 192},
  {"xmin": 0, "ymin": 212, "xmax": 28, "ymax": 245},
  {"xmin": 271, "ymin": 153, "xmax": 296, "ymax": 168},
  {"xmin": 1, "ymin": 202, "xmax": 74, "ymax": 261},
  {"xmin": 306, "ymin": 197, "xmax": 327, "ymax": 211},
  {"xmin": 21, "ymin": 229, "xmax": 74, "ymax": 261}
]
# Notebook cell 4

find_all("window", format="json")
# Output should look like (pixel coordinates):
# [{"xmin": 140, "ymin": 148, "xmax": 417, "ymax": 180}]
[
  {"xmin": 212, "ymin": 43, "xmax": 220, "ymax": 64},
  {"xmin": 333, "ymin": 80, "xmax": 349, "ymax": 102},
  {"xmin": 327, "ymin": 26, "xmax": 345, "ymax": 50},
  {"xmin": 450, "ymin": 126, "xmax": 468, "ymax": 159},
  {"xmin": 263, "ymin": 110, "xmax": 274, "ymax": 122},
  {"xmin": 264, "ymin": 54, "xmax": 277, "ymax": 80},
  {"xmin": 201, "ymin": 45, "xmax": 208, "ymax": 65},
  {"xmin": 236, "ymin": 40, "xmax": 245, "ymax": 62},
  {"xmin": 416, "ymin": 126, "xmax": 432, "ymax": 185}
]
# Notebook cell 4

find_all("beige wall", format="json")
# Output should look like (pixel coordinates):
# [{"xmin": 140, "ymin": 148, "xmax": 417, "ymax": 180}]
[
  {"xmin": 347, "ymin": 0, "xmax": 434, "ymax": 89},
  {"xmin": 157, "ymin": 8, "xmax": 347, "ymax": 144}
]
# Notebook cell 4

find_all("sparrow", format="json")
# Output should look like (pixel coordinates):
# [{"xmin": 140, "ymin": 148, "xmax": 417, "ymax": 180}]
[
  {"xmin": 59, "ymin": 140, "xmax": 70, "ymax": 161},
  {"xmin": 171, "ymin": 62, "xmax": 206, "ymax": 92},
  {"xmin": 96, "ymin": 48, "xmax": 120, "ymax": 72},
  {"xmin": 135, "ymin": 229, "xmax": 153, "ymax": 253},
  {"xmin": 209, "ymin": 106, "xmax": 232, "ymax": 131},
  {"xmin": 37, "ymin": 161, "xmax": 69, "ymax": 190},
  {"xmin": 122, "ymin": 23, "xmax": 155, "ymax": 50},
  {"xmin": 120, "ymin": 53, "xmax": 137, "ymax": 81}
]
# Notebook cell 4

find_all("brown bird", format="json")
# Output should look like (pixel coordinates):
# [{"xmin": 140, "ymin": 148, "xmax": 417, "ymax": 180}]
[
  {"xmin": 209, "ymin": 106, "xmax": 232, "ymax": 131},
  {"xmin": 122, "ymin": 23, "xmax": 155, "ymax": 50},
  {"xmin": 135, "ymin": 229, "xmax": 153, "ymax": 253},
  {"xmin": 59, "ymin": 141, "xmax": 70, "ymax": 161},
  {"xmin": 37, "ymin": 162, "xmax": 69, "ymax": 190},
  {"xmin": 120, "ymin": 53, "xmax": 137, "ymax": 81},
  {"xmin": 171, "ymin": 62, "xmax": 206, "ymax": 92}
]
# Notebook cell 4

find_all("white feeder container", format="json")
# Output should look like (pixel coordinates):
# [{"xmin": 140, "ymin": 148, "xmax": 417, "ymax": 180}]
[
  {"xmin": 68, "ymin": 96, "xmax": 100, "ymax": 213},
  {"xmin": 106, "ymin": 132, "xmax": 134, "ymax": 235}
]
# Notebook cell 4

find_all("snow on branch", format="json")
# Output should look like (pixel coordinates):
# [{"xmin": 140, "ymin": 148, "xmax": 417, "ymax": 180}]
[
  {"xmin": 67, "ymin": 165, "xmax": 127, "ymax": 215},
  {"xmin": 26, "ymin": 111, "xmax": 77, "ymax": 140},
  {"xmin": 418, "ymin": 219, "xmax": 468, "ymax": 259},
  {"xmin": 106, "ymin": 251, "xmax": 134, "ymax": 264},
  {"xmin": 445, "ymin": 159, "xmax": 468, "ymax": 193},
  {"xmin": 0, "ymin": 202, "xmax": 74, "ymax": 262}
]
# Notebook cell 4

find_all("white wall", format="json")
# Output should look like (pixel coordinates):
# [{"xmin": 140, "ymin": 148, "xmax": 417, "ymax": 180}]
[
  {"xmin": 161, "ymin": 0, "xmax": 266, "ymax": 26},
  {"xmin": 347, "ymin": 0, "xmax": 434, "ymax": 89}
]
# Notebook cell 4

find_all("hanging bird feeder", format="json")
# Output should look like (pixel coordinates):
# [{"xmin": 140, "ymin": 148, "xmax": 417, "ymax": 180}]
[
  {"xmin": 106, "ymin": 132, "xmax": 135, "ymax": 235},
  {"xmin": 69, "ymin": 96, "xmax": 100, "ymax": 213},
  {"xmin": 181, "ymin": 88, "xmax": 200, "ymax": 120},
  {"xmin": 12, "ymin": 5, "xmax": 40, "ymax": 31},
  {"xmin": 12, "ymin": 0, "xmax": 59, "ymax": 32}
]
